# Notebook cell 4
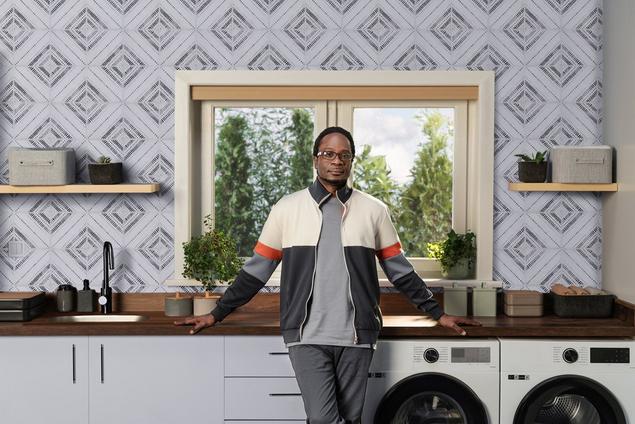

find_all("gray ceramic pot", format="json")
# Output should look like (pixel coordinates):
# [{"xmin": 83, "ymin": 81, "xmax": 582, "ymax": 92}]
[
  {"xmin": 88, "ymin": 162, "xmax": 123, "ymax": 184},
  {"xmin": 442, "ymin": 258, "xmax": 475, "ymax": 280}
]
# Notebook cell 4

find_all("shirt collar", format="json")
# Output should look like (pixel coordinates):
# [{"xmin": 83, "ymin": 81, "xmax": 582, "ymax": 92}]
[{"xmin": 309, "ymin": 179, "xmax": 353, "ymax": 205}]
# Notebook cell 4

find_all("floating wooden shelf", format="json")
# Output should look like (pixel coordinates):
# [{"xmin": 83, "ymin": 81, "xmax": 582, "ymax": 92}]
[
  {"xmin": 508, "ymin": 182, "xmax": 618, "ymax": 192},
  {"xmin": 0, "ymin": 183, "xmax": 160, "ymax": 194}
]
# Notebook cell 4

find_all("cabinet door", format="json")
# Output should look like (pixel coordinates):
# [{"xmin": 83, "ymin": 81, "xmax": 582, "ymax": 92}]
[
  {"xmin": 0, "ymin": 336, "xmax": 89, "ymax": 424},
  {"xmin": 89, "ymin": 336, "xmax": 223, "ymax": 424}
]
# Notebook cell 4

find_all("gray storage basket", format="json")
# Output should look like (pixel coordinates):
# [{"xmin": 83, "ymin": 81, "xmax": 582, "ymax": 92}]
[
  {"xmin": 550, "ymin": 146, "xmax": 612, "ymax": 183},
  {"xmin": 8, "ymin": 147, "xmax": 76, "ymax": 185}
]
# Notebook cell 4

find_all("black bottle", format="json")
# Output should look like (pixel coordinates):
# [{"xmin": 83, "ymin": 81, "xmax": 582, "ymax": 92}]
[{"xmin": 77, "ymin": 279, "xmax": 96, "ymax": 313}]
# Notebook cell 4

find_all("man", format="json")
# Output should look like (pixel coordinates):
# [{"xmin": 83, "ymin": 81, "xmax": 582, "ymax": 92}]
[{"xmin": 175, "ymin": 126, "xmax": 481, "ymax": 424}]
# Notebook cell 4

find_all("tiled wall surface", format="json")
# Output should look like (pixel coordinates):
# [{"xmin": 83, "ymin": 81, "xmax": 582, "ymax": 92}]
[{"xmin": 0, "ymin": 0, "xmax": 603, "ymax": 293}]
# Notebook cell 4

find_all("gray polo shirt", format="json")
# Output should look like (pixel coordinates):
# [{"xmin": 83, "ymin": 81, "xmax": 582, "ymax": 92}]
[{"xmin": 287, "ymin": 195, "xmax": 374, "ymax": 349}]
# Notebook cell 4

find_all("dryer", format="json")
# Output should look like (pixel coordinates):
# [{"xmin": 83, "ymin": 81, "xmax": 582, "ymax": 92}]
[
  {"xmin": 362, "ymin": 338, "xmax": 499, "ymax": 424},
  {"xmin": 500, "ymin": 338, "xmax": 635, "ymax": 424}
]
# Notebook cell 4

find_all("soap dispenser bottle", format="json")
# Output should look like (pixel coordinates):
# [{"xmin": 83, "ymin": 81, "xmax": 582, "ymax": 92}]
[{"xmin": 77, "ymin": 279, "xmax": 96, "ymax": 312}]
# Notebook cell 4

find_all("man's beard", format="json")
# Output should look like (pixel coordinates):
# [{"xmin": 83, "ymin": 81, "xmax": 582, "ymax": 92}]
[{"xmin": 317, "ymin": 169, "xmax": 348, "ymax": 188}]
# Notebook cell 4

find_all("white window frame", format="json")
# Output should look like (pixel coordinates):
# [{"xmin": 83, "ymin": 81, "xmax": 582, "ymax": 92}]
[{"xmin": 169, "ymin": 71, "xmax": 494, "ymax": 286}]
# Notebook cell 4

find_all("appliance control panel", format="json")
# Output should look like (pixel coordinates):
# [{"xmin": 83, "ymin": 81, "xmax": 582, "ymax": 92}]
[
  {"xmin": 590, "ymin": 347, "xmax": 630, "ymax": 364},
  {"xmin": 450, "ymin": 347, "xmax": 491, "ymax": 363}
]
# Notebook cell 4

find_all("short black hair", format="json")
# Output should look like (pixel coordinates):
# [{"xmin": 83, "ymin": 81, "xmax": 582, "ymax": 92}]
[{"xmin": 313, "ymin": 127, "xmax": 355, "ymax": 158}]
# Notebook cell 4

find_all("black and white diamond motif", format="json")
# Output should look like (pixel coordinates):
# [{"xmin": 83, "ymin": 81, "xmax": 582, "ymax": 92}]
[
  {"xmin": 398, "ymin": 0, "xmax": 431, "ymax": 14},
  {"xmin": 102, "ymin": 45, "xmax": 144, "ymax": 87},
  {"xmin": 0, "ymin": 81, "xmax": 34, "ymax": 124},
  {"xmin": 431, "ymin": 8, "xmax": 472, "ymax": 51},
  {"xmin": 0, "ymin": 227, "xmax": 35, "ymax": 270},
  {"xmin": 394, "ymin": 45, "xmax": 437, "ymax": 70},
  {"xmin": 106, "ymin": 0, "xmax": 139, "ymax": 14},
  {"xmin": 540, "ymin": 45, "xmax": 582, "ymax": 87},
  {"xmin": 544, "ymin": 0, "xmax": 577, "ymax": 14},
  {"xmin": 504, "ymin": 226, "xmax": 546, "ymax": 271},
  {"xmin": 576, "ymin": 7, "xmax": 602, "ymax": 51},
  {"xmin": 138, "ymin": 81, "xmax": 173, "ymax": 125},
  {"xmin": 34, "ymin": 0, "xmax": 66, "ymax": 14},
  {"xmin": 138, "ymin": 228, "xmax": 173, "ymax": 270},
  {"xmin": 65, "ymin": 8, "xmax": 107, "ymax": 52},
  {"xmin": 75, "ymin": 152, "xmax": 94, "ymax": 183},
  {"xmin": 540, "ymin": 194, "xmax": 583, "ymax": 233},
  {"xmin": 325, "ymin": 0, "xmax": 359, "ymax": 14},
  {"xmin": 0, "ymin": 7, "xmax": 34, "ymax": 52},
  {"xmin": 470, "ymin": 0, "xmax": 504, "ymax": 14},
  {"xmin": 503, "ymin": 8, "xmax": 545, "ymax": 52},
  {"xmin": 467, "ymin": 44, "xmax": 510, "ymax": 77},
  {"xmin": 539, "ymin": 118, "xmax": 583, "ymax": 148},
  {"xmin": 29, "ymin": 264, "xmax": 72, "ymax": 292},
  {"xmin": 211, "ymin": 8, "xmax": 253, "ymax": 52},
  {"xmin": 284, "ymin": 7, "xmax": 326, "ymax": 52},
  {"xmin": 177, "ymin": 0, "xmax": 212, "ymax": 14},
  {"xmin": 576, "ymin": 80, "xmax": 602, "ymax": 124},
  {"xmin": 111, "ymin": 263, "xmax": 146, "ymax": 292},
  {"xmin": 102, "ymin": 194, "xmax": 145, "ymax": 233},
  {"xmin": 576, "ymin": 227, "xmax": 601, "ymax": 270},
  {"xmin": 321, "ymin": 44, "xmax": 364, "ymax": 70},
  {"xmin": 357, "ymin": 8, "xmax": 399, "ymax": 51},
  {"xmin": 139, "ymin": 8, "xmax": 180, "ymax": 51},
  {"xmin": 503, "ymin": 81, "xmax": 545, "ymax": 124},
  {"xmin": 29, "ymin": 118, "xmax": 72, "ymax": 148},
  {"xmin": 251, "ymin": 0, "xmax": 285, "ymax": 14},
  {"xmin": 494, "ymin": 124, "xmax": 511, "ymax": 155},
  {"xmin": 65, "ymin": 81, "xmax": 107, "ymax": 124},
  {"xmin": 175, "ymin": 45, "xmax": 218, "ymax": 70},
  {"xmin": 0, "ymin": 158, "xmax": 9, "ymax": 184},
  {"xmin": 138, "ymin": 154, "xmax": 173, "ymax": 192},
  {"xmin": 494, "ymin": 197, "xmax": 510, "ymax": 228},
  {"xmin": 102, "ymin": 118, "xmax": 145, "ymax": 159},
  {"xmin": 29, "ymin": 45, "xmax": 72, "ymax": 87},
  {"xmin": 29, "ymin": 196, "xmax": 72, "ymax": 233},
  {"xmin": 248, "ymin": 45, "xmax": 291, "ymax": 70},
  {"xmin": 538, "ymin": 263, "xmax": 583, "ymax": 292},
  {"xmin": 65, "ymin": 227, "xmax": 101, "ymax": 271}
]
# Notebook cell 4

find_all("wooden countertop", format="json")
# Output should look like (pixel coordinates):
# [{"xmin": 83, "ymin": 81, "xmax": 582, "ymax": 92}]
[{"xmin": 0, "ymin": 293, "xmax": 633, "ymax": 337}]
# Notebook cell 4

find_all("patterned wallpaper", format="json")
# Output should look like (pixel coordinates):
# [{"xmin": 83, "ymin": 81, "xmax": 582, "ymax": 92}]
[{"xmin": 0, "ymin": 0, "xmax": 603, "ymax": 293}]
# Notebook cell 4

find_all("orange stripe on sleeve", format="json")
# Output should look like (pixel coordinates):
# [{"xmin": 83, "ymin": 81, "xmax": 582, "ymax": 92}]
[
  {"xmin": 254, "ymin": 241, "xmax": 283, "ymax": 261},
  {"xmin": 376, "ymin": 242, "xmax": 402, "ymax": 260}
]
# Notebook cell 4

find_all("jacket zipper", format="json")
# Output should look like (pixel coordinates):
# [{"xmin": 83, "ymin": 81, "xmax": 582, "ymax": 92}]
[
  {"xmin": 299, "ymin": 192, "xmax": 330, "ymax": 342},
  {"xmin": 336, "ymin": 192, "xmax": 358, "ymax": 345}
]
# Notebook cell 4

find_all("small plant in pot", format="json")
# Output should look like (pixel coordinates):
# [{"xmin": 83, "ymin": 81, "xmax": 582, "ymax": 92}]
[
  {"xmin": 427, "ymin": 229, "xmax": 476, "ymax": 279},
  {"xmin": 515, "ymin": 150, "xmax": 548, "ymax": 183},
  {"xmin": 182, "ymin": 214, "xmax": 244, "ymax": 316},
  {"xmin": 88, "ymin": 155, "xmax": 123, "ymax": 184}
]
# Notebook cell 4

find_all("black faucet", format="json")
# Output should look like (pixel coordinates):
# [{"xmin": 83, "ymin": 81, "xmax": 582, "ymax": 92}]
[{"xmin": 98, "ymin": 241, "xmax": 115, "ymax": 314}]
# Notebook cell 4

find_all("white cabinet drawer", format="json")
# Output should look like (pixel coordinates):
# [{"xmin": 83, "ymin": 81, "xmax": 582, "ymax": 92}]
[
  {"xmin": 225, "ymin": 336, "xmax": 294, "ymax": 376},
  {"xmin": 225, "ymin": 377, "xmax": 306, "ymax": 420}
]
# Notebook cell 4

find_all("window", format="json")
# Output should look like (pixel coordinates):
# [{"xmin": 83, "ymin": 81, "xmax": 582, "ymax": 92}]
[{"xmin": 172, "ymin": 71, "xmax": 494, "ymax": 286}]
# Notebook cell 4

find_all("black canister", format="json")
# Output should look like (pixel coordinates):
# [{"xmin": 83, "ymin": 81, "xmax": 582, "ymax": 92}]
[{"xmin": 56, "ymin": 284, "xmax": 77, "ymax": 312}]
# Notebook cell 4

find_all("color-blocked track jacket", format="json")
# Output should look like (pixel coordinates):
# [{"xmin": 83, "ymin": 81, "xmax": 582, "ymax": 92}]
[{"xmin": 210, "ymin": 180, "xmax": 444, "ymax": 345}]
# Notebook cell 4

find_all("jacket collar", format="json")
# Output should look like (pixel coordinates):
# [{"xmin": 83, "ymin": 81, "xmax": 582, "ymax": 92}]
[{"xmin": 309, "ymin": 179, "xmax": 353, "ymax": 205}]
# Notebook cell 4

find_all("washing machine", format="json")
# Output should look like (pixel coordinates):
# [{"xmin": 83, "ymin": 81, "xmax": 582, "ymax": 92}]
[
  {"xmin": 500, "ymin": 338, "xmax": 635, "ymax": 424},
  {"xmin": 362, "ymin": 338, "xmax": 499, "ymax": 424}
]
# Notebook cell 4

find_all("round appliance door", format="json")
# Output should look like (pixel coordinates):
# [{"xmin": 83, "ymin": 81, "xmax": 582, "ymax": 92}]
[
  {"xmin": 374, "ymin": 373, "xmax": 488, "ymax": 424},
  {"xmin": 514, "ymin": 375, "xmax": 626, "ymax": 424}
]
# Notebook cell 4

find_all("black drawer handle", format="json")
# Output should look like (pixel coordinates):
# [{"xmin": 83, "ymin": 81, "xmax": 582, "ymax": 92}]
[
  {"xmin": 269, "ymin": 393, "xmax": 302, "ymax": 397},
  {"xmin": 268, "ymin": 352, "xmax": 290, "ymax": 355}
]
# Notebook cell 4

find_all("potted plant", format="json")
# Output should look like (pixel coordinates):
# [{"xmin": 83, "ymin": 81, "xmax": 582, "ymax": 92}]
[
  {"xmin": 182, "ymin": 214, "xmax": 244, "ymax": 316},
  {"xmin": 88, "ymin": 155, "xmax": 123, "ymax": 184},
  {"xmin": 427, "ymin": 229, "xmax": 476, "ymax": 279},
  {"xmin": 515, "ymin": 150, "xmax": 548, "ymax": 183}
]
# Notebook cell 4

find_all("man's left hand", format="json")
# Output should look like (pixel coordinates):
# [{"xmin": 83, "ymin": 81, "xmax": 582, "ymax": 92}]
[{"xmin": 437, "ymin": 314, "xmax": 482, "ymax": 336}]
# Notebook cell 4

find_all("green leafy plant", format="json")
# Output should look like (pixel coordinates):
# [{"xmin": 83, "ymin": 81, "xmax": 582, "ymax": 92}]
[
  {"xmin": 426, "ymin": 229, "xmax": 476, "ymax": 275},
  {"xmin": 182, "ymin": 214, "xmax": 244, "ymax": 291},
  {"xmin": 97, "ymin": 155, "xmax": 111, "ymax": 164},
  {"xmin": 514, "ymin": 150, "xmax": 547, "ymax": 163}
]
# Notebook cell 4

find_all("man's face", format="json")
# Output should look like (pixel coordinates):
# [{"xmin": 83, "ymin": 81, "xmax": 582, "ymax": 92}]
[{"xmin": 313, "ymin": 133, "xmax": 353, "ymax": 187}]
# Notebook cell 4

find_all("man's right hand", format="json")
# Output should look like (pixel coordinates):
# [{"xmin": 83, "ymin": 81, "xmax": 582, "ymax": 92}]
[{"xmin": 174, "ymin": 314, "xmax": 217, "ymax": 334}]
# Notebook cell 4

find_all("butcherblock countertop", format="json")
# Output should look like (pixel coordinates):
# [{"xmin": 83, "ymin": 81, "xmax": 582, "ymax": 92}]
[{"xmin": 0, "ymin": 293, "xmax": 633, "ymax": 337}]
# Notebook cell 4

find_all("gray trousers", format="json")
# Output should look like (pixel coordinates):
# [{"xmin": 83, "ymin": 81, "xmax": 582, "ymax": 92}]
[{"xmin": 288, "ymin": 344, "xmax": 374, "ymax": 424}]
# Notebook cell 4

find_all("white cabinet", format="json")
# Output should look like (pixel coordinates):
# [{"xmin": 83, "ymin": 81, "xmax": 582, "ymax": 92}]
[
  {"xmin": 89, "ymin": 336, "xmax": 223, "ymax": 424},
  {"xmin": 0, "ymin": 336, "xmax": 89, "ymax": 424},
  {"xmin": 224, "ymin": 336, "xmax": 305, "ymax": 422}
]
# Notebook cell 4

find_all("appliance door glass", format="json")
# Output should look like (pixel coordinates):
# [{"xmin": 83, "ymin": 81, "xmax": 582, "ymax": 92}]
[
  {"xmin": 515, "ymin": 376, "xmax": 626, "ymax": 424},
  {"xmin": 374, "ymin": 374, "xmax": 488, "ymax": 424}
]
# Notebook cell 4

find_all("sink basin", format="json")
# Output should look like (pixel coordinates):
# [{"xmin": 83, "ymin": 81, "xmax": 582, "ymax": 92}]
[{"xmin": 48, "ymin": 314, "xmax": 149, "ymax": 323}]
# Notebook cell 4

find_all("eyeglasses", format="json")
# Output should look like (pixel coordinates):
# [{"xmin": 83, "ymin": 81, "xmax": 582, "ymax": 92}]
[{"xmin": 316, "ymin": 151, "xmax": 354, "ymax": 162}]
